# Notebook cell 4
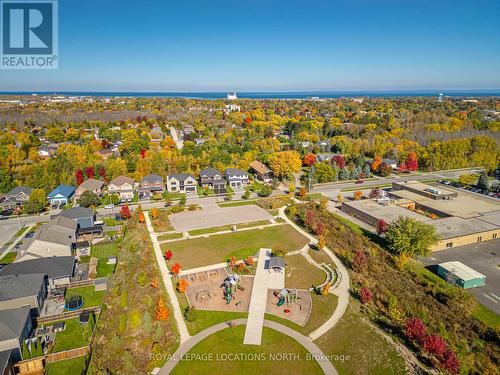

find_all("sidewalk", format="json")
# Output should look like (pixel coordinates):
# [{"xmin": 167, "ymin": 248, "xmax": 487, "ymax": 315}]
[{"xmin": 144, "ymin": 214, "xmax": 190, "ymax": 344}]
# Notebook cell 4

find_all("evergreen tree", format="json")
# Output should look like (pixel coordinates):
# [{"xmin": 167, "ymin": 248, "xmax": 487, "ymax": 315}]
[
  {"xmin": 21, "ymin": 339, "xmax": 31, "ymax": 360},
  {"xmin": 477, "ymin": 171, "xmax": 490, "ymax": 191},
  {"xmin": 363, "ymin": 164, "xmax": 372, "ymax": 178}
]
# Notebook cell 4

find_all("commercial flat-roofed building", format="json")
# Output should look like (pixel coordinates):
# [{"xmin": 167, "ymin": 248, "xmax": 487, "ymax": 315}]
[{"xmin": 437, "ymin": 261, "xmax": 486, "ymax": 289}]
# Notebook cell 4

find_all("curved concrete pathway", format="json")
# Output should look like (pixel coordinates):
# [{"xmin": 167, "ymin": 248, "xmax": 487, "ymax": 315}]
[
  {"xmin": 278, "ymin": 205, "xmax": 350, "ymax": 341},
  {"xmin": 159, "ymin": 318, "xmax": 337, "ymax": 375}
]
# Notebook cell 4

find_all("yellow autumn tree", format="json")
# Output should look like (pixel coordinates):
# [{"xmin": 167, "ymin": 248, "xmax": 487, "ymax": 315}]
[{"xmin": 268, "ymin": 150, "xmax": 302, "ymax": 179}]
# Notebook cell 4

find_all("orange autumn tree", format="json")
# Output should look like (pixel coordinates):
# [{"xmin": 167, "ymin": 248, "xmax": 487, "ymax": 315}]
[
  {"xmin": 170, "ymin": 263, "xmax": 181, "ymax": 275},
  {"xmin": 317, "ymin": 235, "xmax": 326, "ymax": 250},
  {"xmin": 138, "ymin": 211, "xmax": 145, "ymax": 223},
  {"xmin": 371, "ymin": 155, "xmax": 382, "ymax": 172},
  {"xmin": 353, "ymin": 191, "xmax": 363, "ymax": 200},
  {"xmin": 237, "ymin": 262, "xmax": 246, "ymax": 272},
  {"xmin": 155, "ymin": 297, "xmax": 170, "ymax": 321},
  {"xmin": 245, "ymin": 256, "xmax": 255, "ymax": 266},
  {"xmin": 151, "ymin": 207, "xmax": 159, "ymax": 220},
  {"xmin": 177, "ymin": 279, "xmax": 189, "ymax": 293},
  {"xmin": 229, "ymin": 256, "xmax": 237, "ymax": 268},
  {"xmin": 150, "ymin": 279, "xmax": 159, "ymax": 288}
]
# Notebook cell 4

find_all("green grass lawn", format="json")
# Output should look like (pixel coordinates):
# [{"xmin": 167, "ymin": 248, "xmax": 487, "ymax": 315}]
[
  {"xmin": 65, "ymin": 286, "xmax": 106, "ymax": 309},
  {"xmin": 49, "ymin": 318, "xmax": 91, "ymax": 352},
  {"xmin": 91, "ymin": 242, "xmax": 118, "ymax": 277},
  {"xmin": 171, "ymin": 326, "xmax": 323, "ymax": 375},
  {"xmin": 307, "ymin": 248, "xmax": 334, "ymax": 265},
  {"xmin": 218, "ymin": 200, "xmax": 258, "ymax": 208},
  {"xmin": 165, "ymin": 225, "xmax": 308, "ymax": 269},
  {"xmin": 164, "ymin": 191, "xmax": 186, "ymax": 200},
  {"xmin": 103, "ymin": 217, "xmax": 123, "ymax": 227},
  {"xmin": 46, "ymin": 355, "xmax": 87, "ymax": 375},
  {"xmin": 284, "ymin": 254, "xmax": 326, "ymax": 289},
  {"xmin": 472, "ymin": 303, "xmax": 500, "ymax": 329},
  {"xmin": 0, "ymin": 251, "xmax": 17, "ymax": 264},
  {"xmin": 315, "ymin": 302, "xmax": 408, "ymax": 375},
  {"xmin": 188, "ymin": 220, "xmax": 272, "ymax": 236},
  {"xmin": 157, "ymin": 232, "xmax": 184, "ymax": 241}
]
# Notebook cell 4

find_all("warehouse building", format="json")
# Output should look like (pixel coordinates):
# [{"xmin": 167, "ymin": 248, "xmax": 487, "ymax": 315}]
[{"xmin": 436, "ymin": 261, "xmax": 486, "ymax": 289}]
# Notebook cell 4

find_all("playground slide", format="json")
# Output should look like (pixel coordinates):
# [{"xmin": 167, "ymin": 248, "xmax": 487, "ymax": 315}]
[{"xmin": 277, "ymin": 297, "xmax": 285, "ymax": 307}]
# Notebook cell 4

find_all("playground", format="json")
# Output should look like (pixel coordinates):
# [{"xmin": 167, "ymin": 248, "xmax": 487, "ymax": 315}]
[
  {"xmin": 266, "ymin": 288, "xmax": 312, "ymax": 326},
  {"xmin": 181, "ymin": 267, "xmax": 254, "ymax": 312}
]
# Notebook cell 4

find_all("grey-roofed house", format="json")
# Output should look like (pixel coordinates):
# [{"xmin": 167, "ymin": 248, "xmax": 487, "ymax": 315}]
[
  {"xmin": 199, "ymin": 168, "xmax": 226, "ymax": 194},
  {"xmin": 56, "ymin": 207, "xmax": 95, "ymax": 229},
  {"xmin": 1, "ymin": 186, "xmax": 32, "ymax": 210},
  {"xmin": 316, "ymin": 153, "xmax": 334, "ymax": 163},
  {"xmin": 74, "ymin": 178, "xmax": 105, "ymax": 200},
  {"xmin": 0, "ymin": 274, "xmax": 46, "ymax": 314},
  {"xmin": 108, "ymin": 175, "xmax": 136, "ymax": 202},
  {"xmin": 139, "ymin": 174, "xmax": 164, "ymax": 199},
  {"xmin": 15, "ymin": 216, "xmax": 76, "ymax": 262},
  {"xmin": 225, "ymin": 168, "xmax": 249, "ymax": 188},
  {"xmin": 0, "ymin": 256, "xmax": 75, "ymax": 289},
  {"xmin": 167, "ymin": 173, "xmax": 197, "ymax": 194},
  {"xmin": 265, "ymin": 256, "xmax": 286, "ymax": 270},
  {"xmin": 249, "ymin": 161, "xmax": 273, "ymax": 183},
  {"xmin": 382, "ymin": 158, "xmax": 398, "ymax": 169},
  {"xmin": 0, "ymin": 307, "xmax": 32, "ymax": 362}
]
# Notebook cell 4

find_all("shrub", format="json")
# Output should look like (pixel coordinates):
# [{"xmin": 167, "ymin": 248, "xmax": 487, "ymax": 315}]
[
  {"xmin": 272, "ymin": 247, "xmax": 285, "ymax": 257},
  {"xmin": 258, "ymin": 185, "xmax": 272, "ymax": 197},
  {"xmin": 359, "ymin": 287, "xmax": 372, "ymax": 304},
  {"xmin": 184, "ymin": 306, "xmax": 198, "ymax": 322},
  {"xmin": 136, "ymin": 272, "xmax": 148, "ymax": 286},
  {"xmin": 440, "ymin": 349, "xmax": 460, "ymax": 374},
  {"xmin": 404, "ymin": 317, "xmax": 427, "ymax": 344},
  {"xmin": 423, "ymin": 334, "xmax": 446, "ymax": 358},
  {"xmin": 352, "ymin": 249, "xmax": 368, "ymax": 271}
]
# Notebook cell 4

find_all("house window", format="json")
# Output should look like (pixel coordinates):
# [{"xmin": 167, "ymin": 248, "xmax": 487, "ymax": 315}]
[
  {"xmin": 446, "ymin": 242, "xmax": 453, "ymax": 248},
  {"xmin": 493, "ymin": 233, "xmax": 498, "ymax": 239},
  {"xmin": 477, "ymin": 236, "xmax": 482, "ymax": 243}
]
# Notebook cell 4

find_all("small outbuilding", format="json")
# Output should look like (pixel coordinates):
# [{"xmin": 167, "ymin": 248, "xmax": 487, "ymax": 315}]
[
  {"xmin": 265, "ymin": 256, "xmax": 286, "ymax": 271},
  {"xmin": 436, "ymin": 261, "xmax": 486, "ymax": 289}
]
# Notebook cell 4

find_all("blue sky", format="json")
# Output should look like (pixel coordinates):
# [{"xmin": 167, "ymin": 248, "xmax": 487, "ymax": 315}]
[{"xmin": 1, "ymin": 0, "xmax": 499, "ymax": 91}]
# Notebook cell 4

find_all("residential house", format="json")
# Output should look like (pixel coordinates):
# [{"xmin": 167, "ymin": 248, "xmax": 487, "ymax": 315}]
[
  {"xmin": 249, "ymin": 161, "xmax": 274, "ymax": 183},
  {"xmin": 139, "ymin": 174, "xmax": 164, "ymax": 199},
  {"xmin": 37, "ymin": 146, "xmax": 51, "ymax": 158},
  {"xmin": 193, "ymin": 138, "xmax": 207, "ymax": 145},
  {"xmin": 0, "ymin": 256, "xmax": 75, "ymax": 289},
  {"xmin": 199, "ymin": 168, "xmax": 226, "ymax": 194},
  {"xmin": 382, "ymin": 158, "xmax": 398, "ymax": 169},
  {"xmin": 316, "ymin": 153, "xmax": 334, "ymax": 163},
  {"xmin": 47, "ymin": 185, "xmax": 76, "ymax": 206},
  {"xmin": 74, "ymin": 178, "xmax": 105, "ymax": 200},
  {"xmin": 1, "ymin": 186, "xmax": 32, "ymax": 210},
  {"xmin": 167, "ymin": 174, "xmax": 197, "ymax": 194},
  {"xmin": 0, "ymin": 274, "xmax": 46, "ymax": 314},
  {"xmin": 225, "ymin": 168, "xmax": 249, "ymax": 188},
  {"xmin": 150, "ymin": 125, "xmax": 163, "ymax": 142},
  {"xmin": 182, "ymin": 124, "xmax": 195, "ymax": 136},
  {"xmin": 96, "ymin": 148, "xmax": 113, "ymax": 160},
  {"xmin": 15, "ymin": 216, "xmax": 76, "ymax": 262},
  {"xmin": 0, "ymin": 349, "xmax": 14, "ymax": 375},
  {"xmin": 108, "ymin": 176, "xmax": 136, "ymax": 202},
  {"xmin": 0, "ymin": 307, "xmax": 33, "ymax": 362},
  {"xmin": 56, "ymin": 207, "xmax": 99, "ymax": 237}
]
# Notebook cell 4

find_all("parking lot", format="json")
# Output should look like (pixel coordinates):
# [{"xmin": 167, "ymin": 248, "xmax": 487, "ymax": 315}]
[
  {"xmin": 169, "ymin": 203, "xmax": 274, "ymax": 232},
  {"xmin": 420, "ymin": 240, "xmax": 500, "ymax": 314}
]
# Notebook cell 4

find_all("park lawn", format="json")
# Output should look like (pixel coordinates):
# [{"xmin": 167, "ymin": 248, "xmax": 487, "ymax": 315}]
[
  {"xmin": 307, "ymin": 248, "xmax": 335, "ymax": 265},
  {"xmin": 157, "ymin": 232, "xmax": 184, "ymax": 241},
  {"xmin": 165, "ymin": 225, "xmax": 308, "ymax": 269},
  {"xmin": 91, "ymin": 242, "xmax": 118, "ymax": 277},
  {"xmin": 65, "ymin": 286, "xmax": 106, "ymax": 309},
  {"xmin": 46, "ymin": 355, "xmax": 87, "ymax": 375},
  {"xmin": 218, "ymin": 200, "xmax": 258, "ymax": 208},
  {"xmin": 171, "ymin": 326, "xmax": 323, "ymax": 375},
  {"xmin": 0, "ymin": 251, "xmax": 17, "ymax": 264},
  {"xmin": 265, "ymin": 292, "xmax": 338, "ymax": 335},
  {"xmin": 315, "ymin": 302, "xmax": 408, "ymax": 375},
  {"xmin": 284, "ymin": 254, "xmax": 326, "ymax": 289},
  {"xmin": 50, "ymin": 318, "xmax": 91, "ymax": 352}
]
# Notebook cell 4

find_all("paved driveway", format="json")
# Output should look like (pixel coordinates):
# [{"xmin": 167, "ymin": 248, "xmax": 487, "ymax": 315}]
[
  {"xmin": 420, "ymin": 240, "xmax": 500, "ymax": 314},
  {"xmin": 169, "ymin": 204, "xmax": 274, "ymax": 232}
]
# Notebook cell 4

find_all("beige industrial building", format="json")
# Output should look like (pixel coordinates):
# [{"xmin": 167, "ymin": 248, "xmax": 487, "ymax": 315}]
[{"xmin": 342, "ymin": 181, "xmax": 500, "ymax": 250}]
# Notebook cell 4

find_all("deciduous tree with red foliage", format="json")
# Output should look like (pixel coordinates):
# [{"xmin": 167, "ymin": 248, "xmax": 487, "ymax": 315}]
[
  {"xmin": 331, "ymin": 154, "xmax": 345, "ymax": 169},
  {"xmin": 368, "ymin": 188, "xmax": 381, "ymax": 199},
  {"xmin": 140, "ymin": 149, "xmax": 146, "ymax": 159},
  {"xmin": 352, "ymin": 249, "xmax": 368, "ymax": 271},
  {"xmin": 98, "ymin": 166, "xmax": 106, "ymax": 179},
  {"xmin": 440, "ymin": 349, "xmax": 460, "ymax": 374},
  {"xmin": 164, "ymin": 249, "xmax": 172, "ymax": 261},
  {"xmin": 75, "ymin": 169, "xmax": 84, "ymax": 185},
  {"xmin": 406, "ymin": 152, "xmax": 418, "ymax": 171},
  {"xmin": 359, "ymin": 287, "xmax": 372, "ymax": 304},
  {"xmin": 170, "ymin": 263, "xmax": 181, "ymax": 275},
  {"xmin": 423, "ymin": 334, "xmax": 446, "ymax": 358},
  {"xmin": 85, "ymin": 166, "xmax": 95, "ymax": 179},
  {"xmin": 404, "ymin": 317, "xmax": 427, "ymax": 344},
  {"xmin": 376, "ymin": 219, "xmax": 388, "ymax": 235},
  {"xmin": 305, "ymin": 210, "xmax": 316, "ymax": 229},
  {"xmin": 303, "ymin": 153, "xmax": 316, "ymax": 166},
  {"xmin": 314, "ymin": 221, "xmax": 325, "ymax": 236},
  {"xmin": 120, "ymin": 204, "xmax": 131, "ymax": 220}
]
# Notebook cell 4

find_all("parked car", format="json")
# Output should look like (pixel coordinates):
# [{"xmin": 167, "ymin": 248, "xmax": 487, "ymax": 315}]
[
  {"xmin": 104, "ymin": 204, "xmax": 115, "ymax": 209},
  {"xmin": 355, "ymin": 180, "xmax": 364, "ymax": 184}
]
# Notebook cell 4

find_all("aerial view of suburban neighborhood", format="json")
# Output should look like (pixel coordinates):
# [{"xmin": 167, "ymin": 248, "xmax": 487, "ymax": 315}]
[{"xmin": 0, "ymin": 1, "xmax": 499, "ymax": 375}]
